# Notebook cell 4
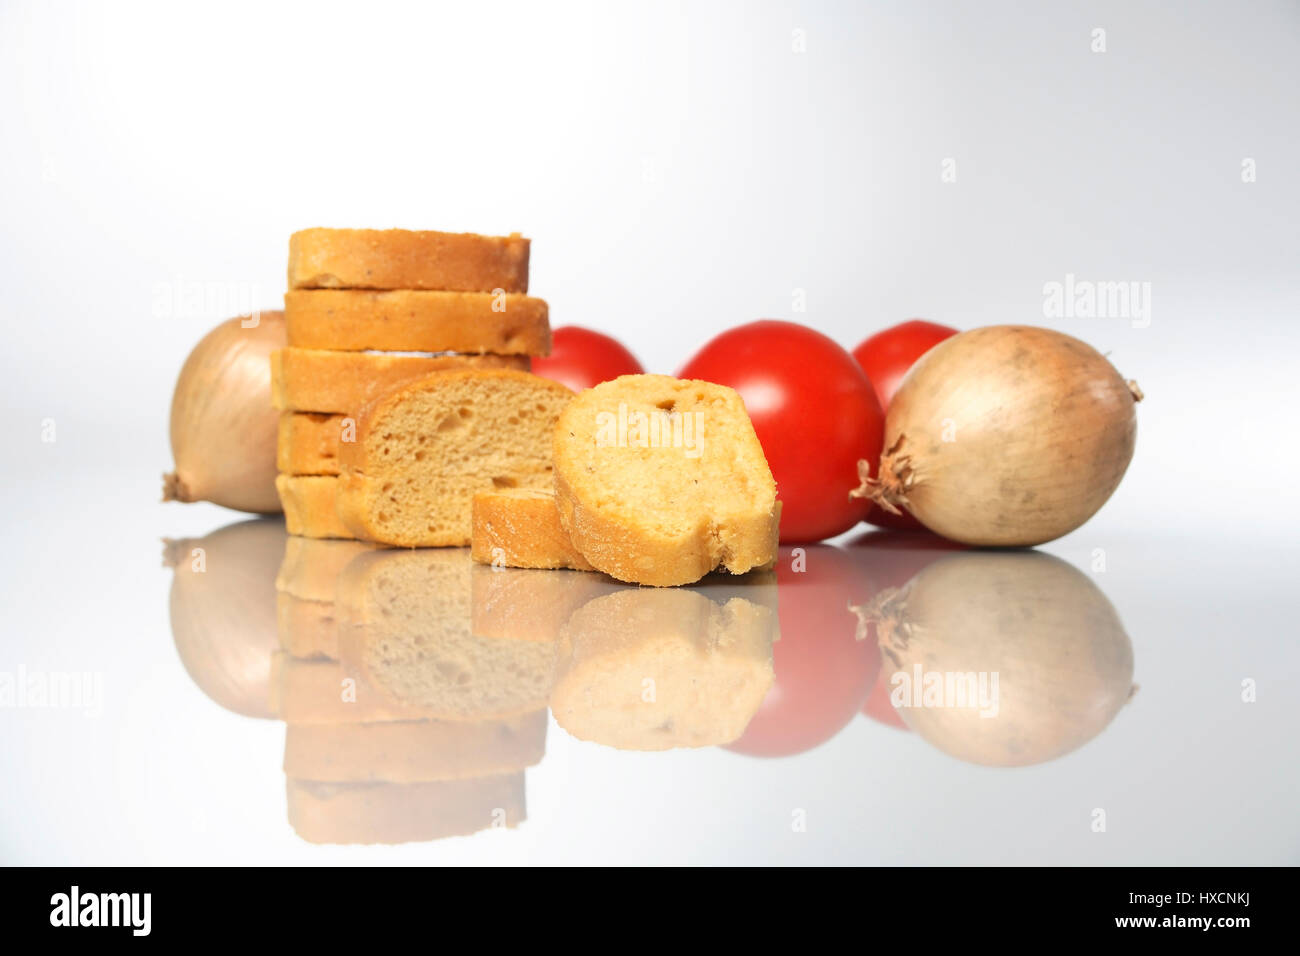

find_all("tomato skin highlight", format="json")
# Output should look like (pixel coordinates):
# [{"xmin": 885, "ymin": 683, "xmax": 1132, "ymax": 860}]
[
  {"xmin": 850, "ymin": 320, "xmax": 958, "ymax": 531},
  {"xmin": 725, "ymin": 546, "xmax": 880, "ymax": 758},
  {"xmin": 532, "ymin": 326, "xmax": 645, "ymax": 393},
  {"xmin": 678, "ymin": 320, "xmax": 885, "ymax": 543}
]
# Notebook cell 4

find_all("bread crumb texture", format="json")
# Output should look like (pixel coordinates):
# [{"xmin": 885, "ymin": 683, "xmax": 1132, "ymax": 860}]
[{"xmin": 553, "ymin": 374, "xmax": 779, "ymax": 586}]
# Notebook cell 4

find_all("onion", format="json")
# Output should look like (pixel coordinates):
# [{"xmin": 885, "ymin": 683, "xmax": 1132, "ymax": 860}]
[
  {"xmin": 163, "ymin": 312, "xmax": 285, "ymax": 513},
  {"xmin": 865, "ymin": 550, "xmax": 1135, "ymax": 767},
  {"xmin": 164, "ymin": 518, "xmax": 286, "ymax": 719},
  {"xmin": 852, "ymin": 325, "xmax": 1141, "ymax": 546}
]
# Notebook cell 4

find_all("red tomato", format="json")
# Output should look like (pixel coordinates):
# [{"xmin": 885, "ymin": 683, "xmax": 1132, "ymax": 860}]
[
  {"xmin": 726, "ymin": 546, "xmax": 880, "ymax": 758},
  {"xmin": 532, "ymin": 326, "xmax": 644, "ymax": 392},
  {"xmin": 678, "ymin": 320, "xmax": 885, "ymax": 543},
  {"xmin": 850, "ymin": 320, "xmax": 958, "ymax": 531}
]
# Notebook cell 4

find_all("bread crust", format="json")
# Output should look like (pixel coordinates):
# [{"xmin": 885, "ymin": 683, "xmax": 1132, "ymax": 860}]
[
  {"xmin": 284, "ymin": 290, "xmax": 550, "ymax": 354},
  {"xmin": 552, "ymin": 375, "xmax": 780, "ymax": 586},
  {"xmin": 271, "ymin": 348, "xmax": 530, "ymax": 414},
  {"xmin": 471, "ymin": 489, "xmax": 594, "ymax": 570},
  {"xmin": 336, "ymin": 368, "xmax": 573, "ymax": 547},
  {"xmin": 288, "ymin": 228, "xmax": 530, "ymax": 293},
  {"xmin": 276, "ymin": 474, "xmax": 354, "ymax": 539}
]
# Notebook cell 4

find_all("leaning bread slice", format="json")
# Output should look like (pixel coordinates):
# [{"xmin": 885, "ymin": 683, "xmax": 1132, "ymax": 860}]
[
  {"xmin": 550, "ymin": 588, "xmax": 776, "ymax": 750},
  {"xmin": 471, "ymin": 489, "xmax": 594, "ymax": 571},
  {"xmin": 553, "ymin": 374, "xmax": 779, "ymax": 586},
  {"xmin": 284, "ymin": 290, "xmax": 550, "ymax": 354},
  {"xmin": 288, "ymin": 228, "xmax": 530, "ymax": 293},
  {"xmin": 276, "ymin": 475, "xmax": 354, "ymax": 540},
  {"xmin": 272, "ymin": 348, "xmax": 529, "ymax": 415},
  {"xmin": 337, "ymin": 369, "xmax": 573, "ymax": 547}
]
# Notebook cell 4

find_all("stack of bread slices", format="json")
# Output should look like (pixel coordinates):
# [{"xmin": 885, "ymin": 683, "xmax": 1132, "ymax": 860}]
[{"xmin": 273, "ymin": 227, "xmax": 553, "ymax": 540}]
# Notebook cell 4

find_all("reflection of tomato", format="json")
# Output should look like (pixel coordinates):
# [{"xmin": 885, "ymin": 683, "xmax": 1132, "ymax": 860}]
[
  {"xmin": 532, "ymin": 326, "xmax": 644, "ymax": 392},
  {"xmin": 851, "ymin": 320, "xmax": 957, "ymax": 531},
  {"xmin": 844, "ymin": 530, "xmax": 964, "ymax": 731},
  {"xmin": 678, "ymin": 321, "xmax": 885, "ymax": 543},
  {"xmin": 727, "ymin": 546, "xmax": 879, "ymax": 757}
]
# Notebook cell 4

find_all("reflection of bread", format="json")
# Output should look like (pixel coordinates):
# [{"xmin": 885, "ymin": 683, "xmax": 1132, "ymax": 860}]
[
  {"xmin": 335, "ymin": 369, "xmax": 572, "ymax": 547},
  {"xmin": 553, "ymin": 375, "xmax": 779, "ymax": 586},
  {"xmin": 276, "ymin": 593, "xmax": 338, "ymax": 660},
  {"xmin": 283, "ymin": 711, "xmax": 546, "ymax": 783},
  {"xmin": 275, "ymin": 475, "xmax": 353, "ymax": 540},
  {"xmin": 550, "ymin": 588, "xmax": 776, "ymax": 750},
  {"xmin": 336, "ymin": 549, "xmax": 560, "ymax": 720},
  {"xmin": 472, "ymin": 489, "xmax": 593, "ymax": 570},
  {"xmin": 284, "ymin": 290, "xmax": 549, "ymax": 354},
  {"xmin": 272, "ymin": 348, "xmax": 530, "ymax": 415},
  {"xmin": 270, "ymin": 653, "xmax": 439, "ymax": 724},
  {"xmin": 471, "ymin": 563, "xmax": 615, "ymax": 642},
  {"xmin": 286, "ymin": 775, "xmax": 524, "ymax": 845},
  {"xmin": 288, "ymin": 228, "xmax": 530, "ymax": 293},
  {"xmin": 275, "ymin": 537, "xmax": 373, "ymax": 602}
]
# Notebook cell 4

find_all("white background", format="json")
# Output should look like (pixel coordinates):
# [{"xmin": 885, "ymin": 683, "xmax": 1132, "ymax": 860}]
[{"xmin": 1, "ymin": 0, "xmax": 1297, "ymax": 865}]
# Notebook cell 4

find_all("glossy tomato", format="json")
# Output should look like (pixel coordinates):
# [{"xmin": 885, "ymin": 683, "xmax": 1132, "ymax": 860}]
[
  {"xmin": 726, "ymin": 546, "xmax": 880, "ymax": 758},
  {"xmin": 851, "ymin": 320, "xmax": 957, "ymax": 531},
  {"xmin": 678, "ymin": 320, "xmax": 884, "ymax": 543},
  {"xmin": 532, "ymin": 326, "xmax": 644, "ymax": 393}
]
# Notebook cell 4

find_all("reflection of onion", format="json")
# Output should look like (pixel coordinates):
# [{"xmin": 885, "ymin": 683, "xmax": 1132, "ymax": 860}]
[
  {"xmin": 165, "ymin": 518, "xmax": 286, "ymax": 718},
  {"xmin": 870, "ymin": 551, "xmax": 1134, "ymax": 767}
]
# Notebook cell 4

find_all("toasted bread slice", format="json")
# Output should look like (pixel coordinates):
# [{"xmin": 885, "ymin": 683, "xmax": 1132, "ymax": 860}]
[
  {"xmin": 471, "ymin": 488, "xmax": 594, "ymax": 571},
  {"xmin": 271, "ymin": 348, "xmax": 529, "ymax": 415},
  {"xmin": 284, "ymin": 290, "xmax": 550, "ymax": 354},
  {"xmin": 283, "ymin": 711, "xmax": 546, "ymax": 783},
  {"xmin": 336, "ymin": 369, "xmax": 572, "ymax": 547},
  {"xmin": 288, "ymin": 228, "xmax": 530, "ymax": 293},
  {"xmin": 275, "ymin": 475, "xmax": 354, "ymax": 540},
  {"xmin": 553, "ymin": 374, "xmax": 779, "ymax": 586},
  {"xmin": 470, "ymin": 563, "xmax": 617, "ymax": 642},
  {"xmin": 285, "ymin": 775, "xmax": 525, "ymax": 845},
  {"xmin": 550, "ymin": 588, "xmax": 776, "ymax": 750},
  {"xmin": 278, "ymin": 412, "xmax": 349, "ymax": 476}
]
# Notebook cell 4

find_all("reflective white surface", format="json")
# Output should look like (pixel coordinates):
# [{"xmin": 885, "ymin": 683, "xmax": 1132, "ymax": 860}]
[{"xmin": 1, "ymin": 467, "xmax": 1296, "ymax": 865}]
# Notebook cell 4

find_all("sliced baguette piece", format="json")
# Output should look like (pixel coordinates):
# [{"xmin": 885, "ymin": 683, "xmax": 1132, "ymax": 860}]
[
  {"xmin": 283, "ymin": 711, "xmax": 546, "ymax": 783},
  {"xmin": 278, "ymin": 412, "xmax": 348, "ymax": 476},
  {"xmin": 276, "ymin": 475, "xmax": 354, "ymax": 540},
  {"xmin": 337, "ymin": 369, "xmax": 573, "ymax": 547},
  {"xmin": 288, "ymin": 228, "xmax": 530, "ymax": 293},
  {"xmin": 285, "ymin": 775, "xmax": 525, "ymax": 845},
  {"xmin": 271, "ymin": 347, "xmax": 529, "ymax": 415},
  {"xmin": 550, "ymin": 588, "xmax": 776, "ymax": 750},
  {"xmin": 284, "ymin": 290, "xmax": 550, "ymax": 354},
  {"xmin": 336, "ymin": 549, "xmax": 562, "ymax": 722},
  {"xmin": 471, "ymin": 488, "xmax": 594, "ymax": 571},
  {"xmin": 553, "ymin": 374, "xmax": 779, "ymax": 586}
]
